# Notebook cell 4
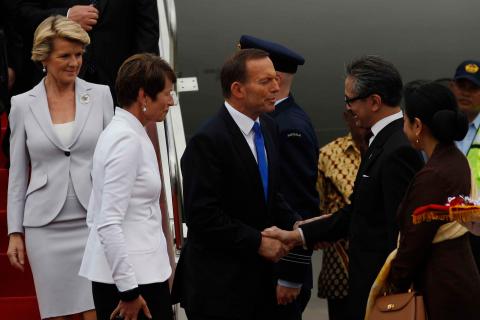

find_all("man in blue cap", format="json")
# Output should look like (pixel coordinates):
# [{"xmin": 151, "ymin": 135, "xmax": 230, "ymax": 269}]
[
  {"xmin": 449, "ymin": 60, "xmax": 480, "ymax": 271},
  {"xmin": 240, "ymin": 35, "xmax": 319, "ymax": 320}
]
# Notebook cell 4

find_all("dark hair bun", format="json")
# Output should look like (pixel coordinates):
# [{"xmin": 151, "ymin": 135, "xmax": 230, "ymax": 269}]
[{"xmin": 431, "ymin": 110, "xmax": 469, "ymax": 142}]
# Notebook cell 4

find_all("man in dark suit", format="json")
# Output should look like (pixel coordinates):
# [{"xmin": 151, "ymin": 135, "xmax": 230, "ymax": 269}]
[
  {"xmin": 264, "ymin": 56, "xmax": 424, "ymax": 320},
  {"xmin": 17, "ymin": 0, "xmax": 159, "ymax": 103},
  {"xmin": 239, "ymin": 35, "xmax": 319, "ymax": 320},
  {"xmin": 0, "ymin": 0, "xmax": 22, "ymax": 110},
  {"xmin": 172, "ymin": 49, "xmax": 302, "ymax": 320},
  {"xmin": 1, "ymin": 0, "xmax": 22, "ymax": 159}
]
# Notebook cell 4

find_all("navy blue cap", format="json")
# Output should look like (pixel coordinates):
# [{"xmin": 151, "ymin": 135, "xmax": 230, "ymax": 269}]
[
  {"xmin": 454, "ymin": 60, "xmax": 480, "ymax": 86},
  {"xmin": 239, "ymin": 35, "xmax": 305, "ymax": 74}
]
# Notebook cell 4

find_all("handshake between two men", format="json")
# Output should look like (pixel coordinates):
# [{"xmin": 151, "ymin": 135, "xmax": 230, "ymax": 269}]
[{"xmin": 257, "ymin": 214, "xmax": 333, "ymax": 263}]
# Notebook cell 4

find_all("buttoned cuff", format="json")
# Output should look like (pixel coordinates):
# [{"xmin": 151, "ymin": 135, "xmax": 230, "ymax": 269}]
[{"xmin": 118, "ymin": 287, "xmax": 140, "ymax": 302}]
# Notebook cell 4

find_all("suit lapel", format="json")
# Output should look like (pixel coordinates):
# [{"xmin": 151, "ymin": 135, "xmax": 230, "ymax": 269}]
[
  {"xmin": 28, "ymin": 80, "xmax": 67, "ymax": 151},
  {"xmin": 220, "ymin": 107, "xmax": 265, "ymax": 199},
  {"xmin": 360, "ymin": 118, "xmax": 404, "ymax": 173},
  {"xmin": 69, "ymin": 79, "xmax": 93, "ymax": 147}
]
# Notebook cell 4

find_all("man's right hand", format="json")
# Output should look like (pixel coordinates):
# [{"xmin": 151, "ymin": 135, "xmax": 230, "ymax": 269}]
[
  {"xmin": 7, "ymin": 233, "xmax": 26, "ymax": 272},
  {"xmin": 68, "ymin": 5, "xmax": 99, "ymax": 31},
  {"xmin": 258, "ymin": 236, "xmax": 288, "ymax": 262},
  {"xmin": 262, "ymin": 226, "xmax": 303, "ymax": 249}
]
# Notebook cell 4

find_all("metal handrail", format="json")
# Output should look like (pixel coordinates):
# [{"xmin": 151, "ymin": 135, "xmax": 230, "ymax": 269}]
[
  {"xmin": 163, "ymin": 0, "xmax": 177, "ymax": 69},
  {"xmin": 163, "ymin": 0, "xmax": 177, "ymax": 45},
  {"xmin": 161, "ymin": 0, "xmax": 186, "ymax": 249}
]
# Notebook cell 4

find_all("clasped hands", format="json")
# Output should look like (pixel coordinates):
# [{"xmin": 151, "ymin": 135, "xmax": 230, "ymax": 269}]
[{"xmin": 258, "ymin": 213, "xmax": 333, "ymax": 263}]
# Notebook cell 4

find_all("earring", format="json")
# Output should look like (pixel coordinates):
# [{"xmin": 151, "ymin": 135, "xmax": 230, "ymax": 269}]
[
  {"xmin": 42, "ymin": 65, "xmax": 46, "ymax": 73},
  {"xmin": 142, "ymin": 105, "xmax": 147, "ymax": 112},
  {"xmin": 415, "ymin": 136, "xmax": 420, "ymax": 144}
]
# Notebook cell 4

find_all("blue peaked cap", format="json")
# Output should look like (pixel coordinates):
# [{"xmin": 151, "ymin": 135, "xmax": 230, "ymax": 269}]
[
  {"xmin": 239, "ymin": 35, "xmax": 305, "ymax": 74},
  {"xmin": 454, "ymin": 60, "xmax": 480, "ymax": 86}
]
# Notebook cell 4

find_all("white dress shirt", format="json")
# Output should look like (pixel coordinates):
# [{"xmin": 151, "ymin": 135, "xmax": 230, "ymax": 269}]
[
  {"xmin": 80, "ymin": 107, "xmax": 171, "ymax": 292},
  {"xmin": 224, "ymin": 101, "xmax": 266, "ymax": 163},
  {"xmin": 369, "ymin": 111, "xmax": 404, "ymax": 146}
]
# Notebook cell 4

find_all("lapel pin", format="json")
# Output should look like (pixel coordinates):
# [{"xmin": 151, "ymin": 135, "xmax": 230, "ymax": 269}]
[{"xmin": 80, "ymin": 93, "xmax": 90, "ymax": 104}]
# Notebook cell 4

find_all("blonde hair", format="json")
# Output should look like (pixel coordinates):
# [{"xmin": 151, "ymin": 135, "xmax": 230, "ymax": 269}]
[{"xmin": 31, "ymin": 15, "xmax": 90, "ymax": 62}]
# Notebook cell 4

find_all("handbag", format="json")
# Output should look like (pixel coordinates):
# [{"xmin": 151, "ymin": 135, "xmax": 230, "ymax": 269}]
[{"xmin": 369, "ymin": 290, "xmax": 427, "ymax": 320}]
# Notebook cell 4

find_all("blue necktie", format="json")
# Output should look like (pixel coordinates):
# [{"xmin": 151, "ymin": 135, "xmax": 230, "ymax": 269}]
[{"xmin": 253, "ymin": 122, "xmax": 268, "ymax": 201}]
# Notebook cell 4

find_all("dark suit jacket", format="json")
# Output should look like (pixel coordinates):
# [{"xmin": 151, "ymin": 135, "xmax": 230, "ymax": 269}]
[
  {"xmin": 172, "ymin": 106, "xmax": 298, "ymax": 319},
  {"xmin": 300, "ymin": 118, "xmax": 424, "ymax": 319},
  {"xmin": 18, "ymin": 0, "xmax": 159, "ymax": 102},
  {"xmin": 269, "ymin": 95, "xmax": 319, "ymax": 289},
  {"xmin": 389, "ymin": 143, "xmax": 480, "ymax": 320},
  {"xmin": 0, "ymin": 0, "xmax": 22, "ymax": 112}
]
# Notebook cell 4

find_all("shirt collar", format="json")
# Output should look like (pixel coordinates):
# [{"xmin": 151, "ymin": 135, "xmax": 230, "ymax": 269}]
[
  {"xmin": 472, "ymin": 113, "xmax": 480, "ymax": 130},
  {"xmin": 340, "ymin": 134, "xmax": 357, "ymax": 152},
  {"xmin": 224, "ymin": 101, "xmax": 259, "ymax": 135},
  {"xmin": 370, "ymin": 110, "xmax": 403, "ymax": 139},
  {"xmin": 275, "ymin": 96, "xmax": 289, "ymax": 106},
  {"xmin": 114, "ymin": 107, "xmax": 146, "ymax": 135}
]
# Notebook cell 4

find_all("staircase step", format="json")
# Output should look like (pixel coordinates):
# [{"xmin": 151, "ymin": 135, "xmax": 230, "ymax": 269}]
[
  {"xmin": 0, "ymin": 112, "xmax": 6, "ymax": 130},
  {"xmin": 0, "ymin": 296, "xmax": 40, "ymax": 320},
  {"xmin": 0, "ymin": 253, "xmax": 36, "ymax": 297},
  {"xmin": 0, "ymin": 210, "xmax": 7, "ymax": 252},
  {"xmin": 0, "ymin": 169, "xmax": 7, "ymax": 210},
  {"xmin": 0, "ymin": 113, "xmax": 7, "ymax": 169}
]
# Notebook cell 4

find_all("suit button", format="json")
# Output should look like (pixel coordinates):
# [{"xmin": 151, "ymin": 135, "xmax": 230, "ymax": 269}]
[{"xmin": 64, "ymin": 151, "xmax": 71, "ymax": 156}]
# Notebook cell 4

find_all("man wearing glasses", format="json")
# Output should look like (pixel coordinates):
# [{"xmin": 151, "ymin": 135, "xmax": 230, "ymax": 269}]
[
  {"xmin": 264, "ymin": 55, "xmax": 424, "ymax": 319},
  {"xmin": 449, "ymin": 60, "xmax": 480, "ymax": 272}
]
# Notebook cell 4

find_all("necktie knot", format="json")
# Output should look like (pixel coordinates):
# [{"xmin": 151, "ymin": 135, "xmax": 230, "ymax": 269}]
[
  {"xmin": 253, "ymin": 122, "xmax": 261, "ymax": 135},
  {"xmin": 365, "ymin": 129, "xmax": 373, "ymax": 145}
]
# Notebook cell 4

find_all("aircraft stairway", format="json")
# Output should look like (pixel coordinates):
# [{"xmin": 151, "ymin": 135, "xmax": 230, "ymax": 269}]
[{"xmin": 0, "ymin": 112, "xmax": 43, "ymax": 319}]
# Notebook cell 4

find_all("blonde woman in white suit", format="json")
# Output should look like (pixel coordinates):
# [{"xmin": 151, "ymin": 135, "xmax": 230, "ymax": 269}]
[
  {"xmin": 6, "ymin": 16, "xmax": 113, "ymax": 320},
  {"xmin": 80, "ymin": 53, "xmax": 176, "ymax": 320}
]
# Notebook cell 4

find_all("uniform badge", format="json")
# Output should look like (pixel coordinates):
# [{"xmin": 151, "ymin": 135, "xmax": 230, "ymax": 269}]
[
  {"xmin": 465, "ymin": 64, "xmax": 479, "ymax": 74},
  {"xmin": 80, "ymin": 94, "xmax": 90, "ymax": 104},
  {"xmin": 287, "ymin": 132, "xmax": 302, "ymax": 138}
]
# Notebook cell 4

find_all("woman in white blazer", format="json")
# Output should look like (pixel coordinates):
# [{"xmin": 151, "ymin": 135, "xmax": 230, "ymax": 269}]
[
  {"xmin": 6, "ymin": 16, "xmax": 113, "ymax": 320},
  {"xmin": 79, "ymin": 53, "xmax": 175, "ymax": 320}
]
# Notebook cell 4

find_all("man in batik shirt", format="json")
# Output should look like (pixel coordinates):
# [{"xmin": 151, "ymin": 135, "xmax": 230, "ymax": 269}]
[{"xmin": 316, "ymin": 110, "xmax": 368, "ymax": 320}]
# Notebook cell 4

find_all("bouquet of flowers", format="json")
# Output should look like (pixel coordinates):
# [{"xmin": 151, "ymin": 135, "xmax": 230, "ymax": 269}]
[{"xmin": 413, "ymin": 196, "xmax": 480, "ymax": 224}]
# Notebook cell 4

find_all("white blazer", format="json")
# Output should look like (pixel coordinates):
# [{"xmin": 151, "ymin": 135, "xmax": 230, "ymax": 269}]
[
  {"xmin": 7, "ymin": 78, "xmax": 114, "ymax": 234},
  {"xmin": 79, "ymin": 108, "xmax": 171, "ymax": 292}
]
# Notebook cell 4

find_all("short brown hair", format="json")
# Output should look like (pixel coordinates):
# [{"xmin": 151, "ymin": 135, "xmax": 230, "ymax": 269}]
[
  {"xmin": 32, "ymin": 15, "xmax": 90, "ymax": 62},
  {"xmin": 115, "ymin": 53, "xmax": 176, "ymax": 108},
  {"xmin": 220, "ymin": 49, "xmax": 269, "ymax": 98}
]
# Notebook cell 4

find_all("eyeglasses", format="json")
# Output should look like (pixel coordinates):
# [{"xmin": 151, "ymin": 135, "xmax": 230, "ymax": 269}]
[{"xmin": 344, "ymin": 94, "xmax": 371, "ymax": 107}]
